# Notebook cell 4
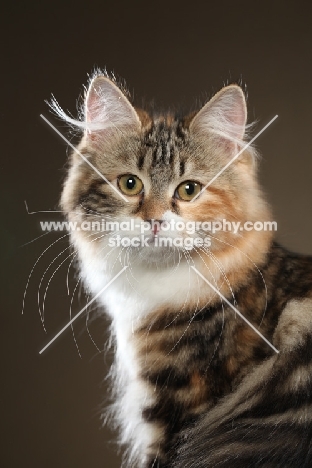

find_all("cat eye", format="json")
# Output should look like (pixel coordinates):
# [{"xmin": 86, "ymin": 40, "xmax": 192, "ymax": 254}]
[
  {"xmin": 175, "ymin": 181, "xmax": 202, "ymax": 201},
  {"xmin": 118, "ymin": 174, "xmax": 144, "ymax": 196}
]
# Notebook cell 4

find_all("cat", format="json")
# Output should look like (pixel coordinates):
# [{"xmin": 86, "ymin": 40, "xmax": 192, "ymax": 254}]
[{"xmin": 53, "ymin": 71, "xmax": 312, "ymax": 467}]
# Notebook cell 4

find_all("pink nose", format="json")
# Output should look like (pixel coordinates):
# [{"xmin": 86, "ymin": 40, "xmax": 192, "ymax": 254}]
[{"xmin": 145, "ymin": 219, "xmax": 163, "ymax": 235}]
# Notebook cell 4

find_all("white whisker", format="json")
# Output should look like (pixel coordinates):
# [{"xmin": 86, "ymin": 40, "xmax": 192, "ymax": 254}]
[{"xmin": 22, "ymin": 233, "xmax": 70, "ymax": 326}]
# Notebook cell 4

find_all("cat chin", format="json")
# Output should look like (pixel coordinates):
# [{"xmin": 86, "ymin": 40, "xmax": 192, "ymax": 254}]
[{"xmin": 128, "ymin": 246, "xmax": 183, "ymax": 266}]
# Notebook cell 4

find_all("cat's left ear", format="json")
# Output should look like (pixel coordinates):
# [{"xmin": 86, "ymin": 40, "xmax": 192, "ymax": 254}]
[{"xmin": 190, "ymin": 85, "xmax": 247, "ymax": 151}]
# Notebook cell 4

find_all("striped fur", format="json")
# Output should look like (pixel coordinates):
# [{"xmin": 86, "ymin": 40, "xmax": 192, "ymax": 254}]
[{"xmin": 58, "ymin": 73, "xmax": 312, "ymax": 467}]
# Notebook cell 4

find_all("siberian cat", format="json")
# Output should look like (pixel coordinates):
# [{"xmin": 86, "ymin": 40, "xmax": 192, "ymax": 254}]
[{"xmin": 53, "ymin": 72, "xmax": 312, "ymax": 467}]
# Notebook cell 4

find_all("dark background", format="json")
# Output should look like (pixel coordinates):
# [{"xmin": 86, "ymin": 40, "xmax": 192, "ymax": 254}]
[{"xmin": 1, "ymin": 1, "xmax": 312, "ymax": 467}]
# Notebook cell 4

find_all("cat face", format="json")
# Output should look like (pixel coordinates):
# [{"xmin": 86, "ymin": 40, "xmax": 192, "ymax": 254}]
[{"xmin": 60, "ymin": 75, "xmax": 271, "ymax": 267}]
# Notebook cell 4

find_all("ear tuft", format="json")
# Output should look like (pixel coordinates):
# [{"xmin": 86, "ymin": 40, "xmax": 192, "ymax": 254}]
[
  {"xmin": 48, "ymin": 74, "xmax": 141, "ymax": 136},
  {"xmin": 190, "ymin": 85, "xmax": 247, "ymax": 146}
]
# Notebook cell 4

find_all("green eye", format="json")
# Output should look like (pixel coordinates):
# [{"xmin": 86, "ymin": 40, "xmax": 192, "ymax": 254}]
[
  {"xmin": 118, "ymin": 174, "xmax": 144, "ymax": 196},
  {"xmin": 176, "ymin": 181, "xmax": 202, "ymax": 201}
]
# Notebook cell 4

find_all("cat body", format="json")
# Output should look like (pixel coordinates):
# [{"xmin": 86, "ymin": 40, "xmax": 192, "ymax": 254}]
[{"xmin": 56, "ymin": 73, "xmax": 312, "ymax": 467}]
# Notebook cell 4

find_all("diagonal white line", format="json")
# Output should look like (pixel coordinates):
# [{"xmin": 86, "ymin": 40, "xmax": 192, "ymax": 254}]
[
  {"xmin": 191, "ymin": 266, "xmax": 279, "ymax": 354},
  {"xmin": 40, "ymin": 114, "xmax": 129, "ymax": 203},
  {"xmin": 191, "ymin": 115, "xmax": 278, "ymax": 202},
  {"xmin": 39, "ymin": 266, "xmax": 128, "ymax": 354}
]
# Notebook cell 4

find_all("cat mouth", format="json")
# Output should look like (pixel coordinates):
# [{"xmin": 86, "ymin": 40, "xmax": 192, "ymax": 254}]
[{"xmin": 136, "ymin": 244, "xmax": 182, "ymax": 265}]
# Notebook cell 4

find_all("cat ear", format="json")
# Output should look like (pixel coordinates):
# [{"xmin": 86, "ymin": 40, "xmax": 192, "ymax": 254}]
[
  {"xmin": 190, "ymin": 85, "xmax": 247, "ymax": 150},
  {"xmin": 85, "ymin": 76, "xmax": 141, "ymax": 135}
]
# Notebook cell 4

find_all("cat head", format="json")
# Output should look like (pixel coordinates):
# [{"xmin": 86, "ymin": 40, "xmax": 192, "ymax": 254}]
[{"xmin": 56, "ymin": 73, "xmax": 272, "ymax": 267}]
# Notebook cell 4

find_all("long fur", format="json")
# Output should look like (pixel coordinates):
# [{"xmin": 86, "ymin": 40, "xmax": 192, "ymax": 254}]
[{"xmin": 57, "ymin": 73, "xmax": 312, "ymax": 467}]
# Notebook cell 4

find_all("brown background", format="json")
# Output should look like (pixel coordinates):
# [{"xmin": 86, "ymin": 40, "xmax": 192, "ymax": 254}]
[{"xmin": 1, "ymin": 1, "xmax": 312, "ymax": 467}]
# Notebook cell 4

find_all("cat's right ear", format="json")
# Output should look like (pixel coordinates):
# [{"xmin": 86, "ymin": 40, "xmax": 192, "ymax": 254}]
[{"xmin": 85, "ymin": 76, "xmax": 141, "ymax": 137}]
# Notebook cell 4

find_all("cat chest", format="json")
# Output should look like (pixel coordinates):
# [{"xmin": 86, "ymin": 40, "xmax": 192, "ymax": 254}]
[{"xmin": 115, "ymin": 325, "xmax": 213, "ymax": 464}]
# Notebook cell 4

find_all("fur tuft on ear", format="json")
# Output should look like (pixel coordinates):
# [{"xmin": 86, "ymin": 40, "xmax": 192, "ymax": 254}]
[
  {"xmin": 190, "ymin": 85, "xmax": 249, "ymax": 150},
  {"xmin": 49, "ymin": 73, "xmax": 141, "ymax": 135}
]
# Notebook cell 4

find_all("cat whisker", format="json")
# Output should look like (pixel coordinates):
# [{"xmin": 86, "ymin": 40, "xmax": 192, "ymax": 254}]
[
  {"xmin": 135, "ymin": 248, "xmax": 193, "ymax": 369},
  {"xmin": 144, "ymin": 251, "xmax": 202, "ymax": 382},
  {"xmin": 192, "ymin": 246, "xmax": 226, "ymax": 371},
  {"xmin": 67, "ymin": 234, "xmax": 123, "ymax": 356},
  {"xmin": 19, "ymin": 229, "xmax": 55, "ymax": 248},
  {"xmin": 145, "ymin": 245, "xmax": 225, "ymax": 376},
  {"xmin": 199, "ymin": 245, "xmax": 236, "ymax": 306},
  {"xmin": 37, "ymin": 244, "xmax": 75, "ymax": 323},
  {"xmin": 64, "ymin": 226, "xmax": 113, "ymax": 295},
  {"xmin": 22, "ymin": 232, "xmax": 70, "ymax": 328},
  {"xmin": 85, "ymin": 306, "xmax": 101, "ymax": 353},
  {"xmin": 207, "ymin": 233, "xmax": 268, "ymax": 325},
  {"xmin": 40, "ymin": 230, "xmax": 102, "ymax": 317},
  {"xmin": 143, "ymin": 249, "xmax": 193, "ymax": 345},
  {"xmin": 66, "ymin": 251, "xmax": 78, "ymax": 295}
]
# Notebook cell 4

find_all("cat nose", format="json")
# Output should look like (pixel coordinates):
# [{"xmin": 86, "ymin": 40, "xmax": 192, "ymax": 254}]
[{"xmin": 145, "ymin": 219, "xmax": 163, "ymax": 235}]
